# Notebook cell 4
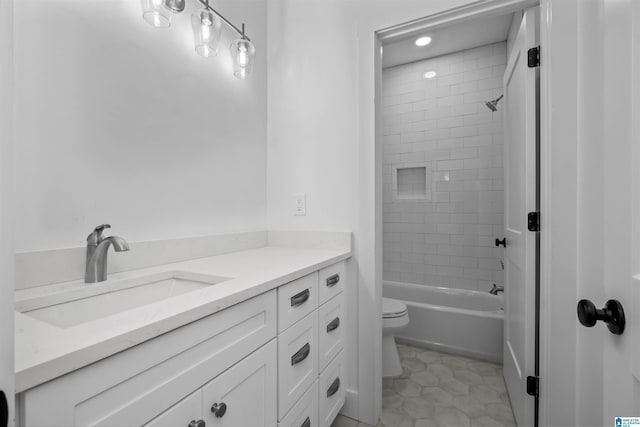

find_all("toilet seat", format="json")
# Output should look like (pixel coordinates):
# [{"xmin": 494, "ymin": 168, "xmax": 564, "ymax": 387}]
[{"xmin": 383, "ymin": 298, "xmax": 408, "ymax": 319}]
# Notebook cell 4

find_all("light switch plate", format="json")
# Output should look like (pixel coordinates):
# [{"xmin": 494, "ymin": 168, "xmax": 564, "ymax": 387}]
[{"xmin": 294, "ymin": 193, "xmax": 306, "ymax": 216}]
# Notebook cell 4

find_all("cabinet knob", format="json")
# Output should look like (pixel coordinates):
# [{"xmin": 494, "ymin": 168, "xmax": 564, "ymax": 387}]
[
  {"xmin": 211, "ymin": 402, "xmax": 227, "ymax": 418},
  {"xmin": 495, "ymin": 237, "xmax": 506, "ymax": 247},
  {"xmin": 188, "ymin": 420, "xmax": 205, "ymax": 427}
]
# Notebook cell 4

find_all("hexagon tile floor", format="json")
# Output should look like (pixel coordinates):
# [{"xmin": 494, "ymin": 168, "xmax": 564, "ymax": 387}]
[{"xmin": 331, "ymin": 343, "xmax": 516, "ymax": 427}]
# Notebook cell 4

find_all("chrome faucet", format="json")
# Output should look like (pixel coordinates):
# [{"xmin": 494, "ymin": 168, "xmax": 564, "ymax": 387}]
[
  {"xmin": 85, "ymin": 224, "xmax": 130, "ymax": 283},
  {"xmin": 489, "ymin": 284, "xmax": 504, "ymax": 295}
]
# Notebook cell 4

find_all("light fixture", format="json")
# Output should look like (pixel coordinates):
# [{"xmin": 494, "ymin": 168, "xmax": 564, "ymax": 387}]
[
  {"xmin": 141, "ymin": 0, "xmax": 255, "ymax": 79},
  {"xmin": 230, "ymin": 24, "xmax": 255, "ymax": 80},
  {"xmin": 415, "ymin": 36, "xmax": 432, "ymax": 47},
  {"xmin": 164, "ymin": 0, "xmax": 186, "ymax": 13},
  {"xmin": 191, "ymin": 5, "xmax": 222, "ymax": 57},
  {"xmin": 141, "ymin": 0, "xmax": 172, "ymax": 28},
  {"xmin": 423, "ymin": 71, "xmax": 437, "ymax": 79}
]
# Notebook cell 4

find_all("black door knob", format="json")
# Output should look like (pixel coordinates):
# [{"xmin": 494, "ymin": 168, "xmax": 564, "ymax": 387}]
[
  {"xmin": 495, "ymin": 238, "xmax": 506, "ymax": 247},
  {"xmin": 0, "ymin": 391, "xmax": 7, "ymax": 427},
  {"xmin": 577, "ymin": 299, "xmax": 625, "ymax": 335}
]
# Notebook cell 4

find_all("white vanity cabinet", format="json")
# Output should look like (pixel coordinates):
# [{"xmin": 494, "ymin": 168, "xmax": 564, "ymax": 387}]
[
  {"xmin": 18, "ymin": 259, "xmax": 348, "ymax": 427},
  {"xmin": 19, "ymin": 291, "xmax": 277, "ymax": 427}
]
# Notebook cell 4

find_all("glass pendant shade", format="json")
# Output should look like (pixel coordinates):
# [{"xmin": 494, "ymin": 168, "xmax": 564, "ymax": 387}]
[
  {"xmin": 230, "ymin": 37, "xmax": 255, "ymax": 79},
  {"xmin": 191, "ymin": 9, "xmax": 222, "ymax": 57},
  {"xmin": 141, "ymin": 0, "xmax": 171, "ymax": 28}
]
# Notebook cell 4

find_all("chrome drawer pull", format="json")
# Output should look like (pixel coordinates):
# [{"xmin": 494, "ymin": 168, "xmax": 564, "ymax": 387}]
[
  {"xmin": 301, "ymin": 416, "xmax": 311, "ymax": 427},
  {"xmin": 188, "ymin": 420, "xmax": 205, "ymax": 427},
  {"xmin": 326, "ymin": 274, "xmax": 340, "ymax": 287},
  {"xmin": 291, "ymin": 289, "xmax": 310, "ymax": 307},
  {"xmin": 327, "ymin": 377, "xmax": 341, "ymax": 397},
  {"xmin": 291, "ymin": 343, "xmax": 311, "ymax": 365},
  {"xmin": 326, "ymin": 317, "xmax": 340, "ymax": 332}
]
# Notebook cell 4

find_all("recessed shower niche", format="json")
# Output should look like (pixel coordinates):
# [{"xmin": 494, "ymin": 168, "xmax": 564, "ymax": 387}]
[{"xmin": 394, "ymin": 164, "xmax": 431, "ymax": 200}]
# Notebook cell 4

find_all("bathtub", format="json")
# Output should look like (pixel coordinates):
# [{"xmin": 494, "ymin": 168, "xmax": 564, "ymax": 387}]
[{"xmin": 383, "ymin": 280, "xmax": 504, "ymax": 363}]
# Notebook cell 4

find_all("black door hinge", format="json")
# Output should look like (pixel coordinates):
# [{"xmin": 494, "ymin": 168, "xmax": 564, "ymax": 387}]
[
  {"xmin": 528, "ymin": 211, "xmax": 540, "ymax": 232},
  {"xmin": 526, "ymin": 376, "xmax": 539, "ymax": 397},
  {"xmin": 528, "ymin": 46, "xmax": 540, "ymax": 67}
]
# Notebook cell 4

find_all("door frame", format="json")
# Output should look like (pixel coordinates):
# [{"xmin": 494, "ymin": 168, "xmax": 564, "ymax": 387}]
[
  {"xmin": 0, "ymin": 0, "xmax": 15, "ymax": 425},
  {"xmin": 374, "ymin": 0, "xmax": 575, "ymax": 425}
]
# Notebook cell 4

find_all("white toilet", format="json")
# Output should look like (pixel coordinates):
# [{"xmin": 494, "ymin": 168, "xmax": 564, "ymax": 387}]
[{"xmin": 382, "ymin": 297, "xmax": 410, "ymax": 377}]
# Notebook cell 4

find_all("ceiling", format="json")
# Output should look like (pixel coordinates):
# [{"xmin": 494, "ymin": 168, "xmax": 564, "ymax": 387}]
[{"xmin": 382, "ymin": 13, "xmax": 514, "ymax": 69}]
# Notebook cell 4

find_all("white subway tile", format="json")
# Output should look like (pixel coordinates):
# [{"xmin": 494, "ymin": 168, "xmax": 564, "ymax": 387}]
[
  {"xmin": 382, "ymin": 41, "xmax": 504, "ymax": 291},
  {"xmin": 437, "ymin": 159, "xmax": 464, "ymax": 171},
  {"xmin": 437, "ymin": 116, "xmax": 465, "ymax": 129}
]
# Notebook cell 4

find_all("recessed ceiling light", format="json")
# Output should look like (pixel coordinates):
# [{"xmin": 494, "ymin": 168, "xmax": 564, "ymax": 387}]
[
  {"xmin": 423, "ymin": 71, "xmax": 437, "ymax": 79},
  {"xmin": 415, "ymin": 36, "xmax": 432, "ymax": 47}
]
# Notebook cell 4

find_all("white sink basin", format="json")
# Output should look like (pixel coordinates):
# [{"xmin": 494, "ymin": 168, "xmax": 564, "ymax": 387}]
[{"xmin": 18, "ymin": 271, "xmax": 231, "ymax": 328}]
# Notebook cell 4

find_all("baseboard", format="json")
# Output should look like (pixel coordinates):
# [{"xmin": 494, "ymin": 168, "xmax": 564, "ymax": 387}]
[{"xmin": 340, "ymin": 389, "xmax": 360, "ymax": 421}]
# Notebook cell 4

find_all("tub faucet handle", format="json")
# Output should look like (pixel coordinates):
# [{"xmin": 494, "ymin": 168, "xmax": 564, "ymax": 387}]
[{"xmin": 490, "ymin": 284, "xmax": 504, "ymax": 295}]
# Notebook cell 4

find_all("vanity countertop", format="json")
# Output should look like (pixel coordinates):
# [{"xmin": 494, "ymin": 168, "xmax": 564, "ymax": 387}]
[{"xmin": 14, "ymin": 245, "xmax": 351, "ymax": 392}]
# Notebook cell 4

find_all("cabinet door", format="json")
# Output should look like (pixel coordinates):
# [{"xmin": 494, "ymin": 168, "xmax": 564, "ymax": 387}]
[
  {"xmin": 202, "ymin": 340, "xmax": 277, "ymax": 427},
  {"xmin": 144, "ymin": 390, "xmax": 202, "ymax": 427}
]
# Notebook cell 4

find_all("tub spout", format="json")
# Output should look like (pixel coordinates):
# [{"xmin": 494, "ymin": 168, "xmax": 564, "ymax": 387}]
[{"xmin": 489, "ymin": 284, "xmax": 504, "ymax": 295}]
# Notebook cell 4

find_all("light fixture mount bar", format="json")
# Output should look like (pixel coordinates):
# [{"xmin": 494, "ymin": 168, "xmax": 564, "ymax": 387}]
[{"xmin": 197, "ymin": 0, "xmax": 251, "ymax": 41}]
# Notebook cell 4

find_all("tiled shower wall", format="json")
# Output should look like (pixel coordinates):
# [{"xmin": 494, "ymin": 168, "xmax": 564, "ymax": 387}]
[{"xmin": 382, "ymin": 42, "xmax": 506, "ymax": 292}]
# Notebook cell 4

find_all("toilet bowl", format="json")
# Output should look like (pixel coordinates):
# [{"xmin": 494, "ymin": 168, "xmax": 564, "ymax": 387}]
[{"xmin": 382, "ymin": 297, "xmax": 410, "ymax": 377}]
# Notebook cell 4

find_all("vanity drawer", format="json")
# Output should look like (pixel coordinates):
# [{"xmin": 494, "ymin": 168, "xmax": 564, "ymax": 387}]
[
  {"xmin": 318, "ymin": 262, "xmax": 344, "ymax": 305},
  {"xmin": 278, "ymin": 310, "xmax": 319, "ymax": 419},
  {"xmin": 318, "ymin": 291, "xmax": 346, "ymax": 372},
  {"xmin": 278, "ymin": 272, "xmax": 318, "ymax": 332},
  {"xmin": 318, "ymin": 351, "xmax": 346, "ymax": 427},
  {"xmin": 278, "ymin": 379, "xmax": 318, "ymax": 427}
]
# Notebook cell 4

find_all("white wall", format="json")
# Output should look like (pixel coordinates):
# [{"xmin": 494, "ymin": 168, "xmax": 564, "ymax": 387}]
[
  {"xmin": 13, "ymin": 0, "xmax": 267, "ymax": 253},
  {"xmin": 0, "ymin": 0, "xmax": 15, "ymax": 422},
  {"xmin": 382, "ymin": 42, "xmax": 505, "ymax": 292},
  {"xmin": 266, "ymin": 0, "xmax": 483, "ymax": 423}
]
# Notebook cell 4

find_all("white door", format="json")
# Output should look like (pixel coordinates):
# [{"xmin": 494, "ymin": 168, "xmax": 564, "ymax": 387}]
[
  {"xmin": 573, "ymin": 0, "xmax": 640, "ymax": 424},
  {"xmin": 602, "ymin": 0, "xmax": 640, "ymax": 421},
  {"xmin": 502, "ymin": 7, "xmax": 538, "ymax": 427},
  {"xmin": 0, "ymin": 0, "xmax": 14, "ymax": 426}
]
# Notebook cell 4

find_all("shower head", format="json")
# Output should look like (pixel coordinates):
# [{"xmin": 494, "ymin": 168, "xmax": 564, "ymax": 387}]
[{"xmin": 485, "ymin": 94, "xmax": 504, "ymax": 112}]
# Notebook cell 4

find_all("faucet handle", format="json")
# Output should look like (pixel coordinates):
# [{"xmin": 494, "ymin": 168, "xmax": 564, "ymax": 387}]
[
  {"xmin": 94, "ymin": 224, "xmax": 111, "ymax": 233},
  {"xmin": 87, "ymin": 224, "xmax": 111, "ymax": 244}
]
